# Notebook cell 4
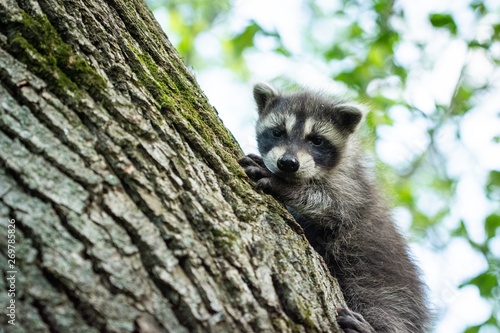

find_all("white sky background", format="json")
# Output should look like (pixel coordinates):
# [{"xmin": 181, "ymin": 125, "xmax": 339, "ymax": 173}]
[{"xmin": 153, "ymin": 1, "xmax": 500, "ymax": 332}]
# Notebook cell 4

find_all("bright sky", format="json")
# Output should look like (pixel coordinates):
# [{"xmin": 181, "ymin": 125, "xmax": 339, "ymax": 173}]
[{"xmin": 153, "ymin": 1, "xmax": 500, "ymax": 332}]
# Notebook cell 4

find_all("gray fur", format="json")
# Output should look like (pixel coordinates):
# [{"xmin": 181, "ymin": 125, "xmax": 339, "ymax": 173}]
[{"xmin": 239, "ymin": 84, "xmax": 430, "ymax": 333}]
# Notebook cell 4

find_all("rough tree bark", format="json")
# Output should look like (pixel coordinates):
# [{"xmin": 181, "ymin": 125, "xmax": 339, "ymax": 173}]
[{"xmin": 0, "ymin": 0, "xmax": 346, "ymax": 332}]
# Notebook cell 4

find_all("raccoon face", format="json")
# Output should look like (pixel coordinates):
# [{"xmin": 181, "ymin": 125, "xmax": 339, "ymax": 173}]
[{"xmin": 253, "ymin": 83, "xmax": 363, "ymax": 181}]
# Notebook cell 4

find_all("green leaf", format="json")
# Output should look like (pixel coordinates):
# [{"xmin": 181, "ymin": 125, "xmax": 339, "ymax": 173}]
[
  {"xmin": 486, "ymin": 170, "xmax": 500, "ymax": 200},
  {"xmin": 394, "ymin": 182, "xmax": 414, "ymax": 205},
  {"xmin": 429, "ymin": 13, "xmax": 458, "ymax": 35},
  {"xmin": 493, "ymin": 24, "xmax": 500, "ymax": 40},
  {"xmin": 468, "ymin": 40, "xmax": 490, "ymax": 49},
  {"xmin": 464, "ymin": 325, "xmax": 480, "ymax": 333},
  {"xmin": 450, "ymin": 85, "xmax": 473, "ymax": 115},
  {"xmin": 367, "ymin": 45, "xmax": 386, "ymax": 68},
  {"xmin": 461, "ymin": 270, "xmax": 499, "ymax": 298},
  {"xmin": 348, "ymin": 23, "xmax": 364, "ymax": 39},
  {"xmin": 485, "ymin": 213, "xmax": 500, "ymax": 239},
  {"xmin": 464, "ymin": 315, "xmax": 499, "ymax": 333},
  {"xmin": 324, "ymin": 45, "xmax": 346, "ymax": 61},
  {"xmin": 230, "ymin": 20, "xmax": 263, "ymax": 55},
  {"xmin": 274, "ymin": 46, "xmax": 292, "ymax": 57},
  {"xmin": 451, "ymin": 220, "xmax": 469, "ymax": 238},
  {"xmin": 470, "ymin": 1, "xmax": 487, "ymax": 16}
]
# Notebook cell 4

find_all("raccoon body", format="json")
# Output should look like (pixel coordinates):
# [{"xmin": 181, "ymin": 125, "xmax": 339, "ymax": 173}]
[{"xmin": 239, "ymin": 83, "xmax": 430, "ymax": 333}]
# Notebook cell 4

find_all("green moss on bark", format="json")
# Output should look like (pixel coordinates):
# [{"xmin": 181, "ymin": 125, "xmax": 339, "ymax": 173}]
[
  {"xmin": 128, "ymin": 44, "xmax": 249, "ymax": 193},
  {"xmin": 4, "ymin": 10, "xmax": 106, "ymax": 101}
]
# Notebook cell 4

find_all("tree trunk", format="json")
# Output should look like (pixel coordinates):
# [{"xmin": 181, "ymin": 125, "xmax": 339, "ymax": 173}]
[{"xmin": 0, "ymin": 0, "xmax": 346, "ymax": 332}]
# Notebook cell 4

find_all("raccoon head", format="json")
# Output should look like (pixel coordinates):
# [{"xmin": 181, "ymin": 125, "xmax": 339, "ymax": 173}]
[{"xmin": 253, "ymin": 83, "xmax": 363, "ymax": 181}]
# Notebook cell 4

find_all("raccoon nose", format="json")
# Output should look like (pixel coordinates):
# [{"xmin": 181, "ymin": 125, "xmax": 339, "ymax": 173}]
[{"xmin": 277, "ymin": 155, "xmax": 300, "ymax": 173}]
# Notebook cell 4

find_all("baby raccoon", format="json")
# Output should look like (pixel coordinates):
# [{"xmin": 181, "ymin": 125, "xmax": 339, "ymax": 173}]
[{"xmin": 239, "ymin": 83, "xmax": 430, "ymax": 333}]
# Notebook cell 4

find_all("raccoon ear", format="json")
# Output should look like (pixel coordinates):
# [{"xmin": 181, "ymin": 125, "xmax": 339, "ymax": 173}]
[
  {"xmin": 253, "ymin": 82, "xmax": 278, "ymax": 114},
  {"xmin": 335, "ymin": 104, "xmax": 364, "ymax": 133}
]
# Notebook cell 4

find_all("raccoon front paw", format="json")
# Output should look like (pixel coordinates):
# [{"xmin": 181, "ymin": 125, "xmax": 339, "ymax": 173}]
[
  {"xmin": 239, "ymin": 154, "xmax": 273, "ymax": 182},
  {"xmin": 336, "ymin": 308, "xmax": 375, "ymax": 333},
  {"xmin": 238, "ymin": 154, "xmax": 278, "ymax": 195}
]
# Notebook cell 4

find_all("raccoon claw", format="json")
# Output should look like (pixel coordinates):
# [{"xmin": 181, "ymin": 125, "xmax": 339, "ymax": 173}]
[
  {"xmin": 255, "ymin": 178, "xmax": 275, "ymax": 194},
  {"xmin": 244, "ymin": 166, "xmax": 272, "ymax": 181},
  {"xmin": 336, "ymin": 308, "xmax": 375, "ymax": 333},
  {"xmin": 239, "ymin": 155, "xmax": 273, "ymax": 182},
  {"xmin": 238, "ymin": 154, "xmax": 266, "ymax": 168}
]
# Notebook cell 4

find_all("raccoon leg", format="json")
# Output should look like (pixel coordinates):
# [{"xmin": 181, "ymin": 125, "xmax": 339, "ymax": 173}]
[{"xmin": 336, "ymin": 308, "xmax": 376, "ymax": 333}]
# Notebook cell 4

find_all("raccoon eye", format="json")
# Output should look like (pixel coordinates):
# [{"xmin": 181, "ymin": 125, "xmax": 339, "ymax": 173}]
[
  {"xmin": 309, "ymin": 136, "xmax": 324, "ymax": 146},
  {"xmin": 272, "ymin": 129, "xmax": 284, "ymax": 138}
]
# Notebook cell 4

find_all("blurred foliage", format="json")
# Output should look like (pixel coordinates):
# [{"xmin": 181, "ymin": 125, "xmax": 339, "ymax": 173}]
[
  {"xmin": 146, "ymin": 0, "xmax": 231, "ymax": 65},
  {"xmin": 147, "ymin": 0, "xmax": 499, "ymax": 331}
]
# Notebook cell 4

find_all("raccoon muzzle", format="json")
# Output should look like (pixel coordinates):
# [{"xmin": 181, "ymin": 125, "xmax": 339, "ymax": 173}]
[{"xmin": 277, "ymin": 154, "xmax": 300, "ymax": 173}]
